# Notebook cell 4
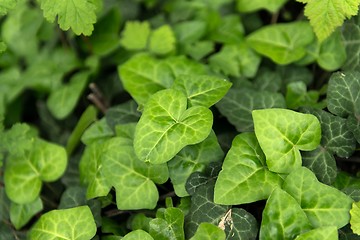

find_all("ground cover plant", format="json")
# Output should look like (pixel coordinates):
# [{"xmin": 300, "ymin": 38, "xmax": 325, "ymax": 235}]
[{"xmin": 1, "ymin": 0, "xmax": 360, "ymax": 239}]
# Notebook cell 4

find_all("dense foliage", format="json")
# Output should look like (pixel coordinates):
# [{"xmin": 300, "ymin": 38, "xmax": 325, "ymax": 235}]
[{"xmin": 1, "ymin": 0, "xmax": 360, "ymax": 239}]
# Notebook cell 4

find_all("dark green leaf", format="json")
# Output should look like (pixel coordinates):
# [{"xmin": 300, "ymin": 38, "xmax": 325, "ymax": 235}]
[
  {"xmin": 105, "ymin": 100, "xmax": 140, "ymax": 130},
  {"xmin": 342, "ymin": 22, "xmax": 360, "ymax": 71}
]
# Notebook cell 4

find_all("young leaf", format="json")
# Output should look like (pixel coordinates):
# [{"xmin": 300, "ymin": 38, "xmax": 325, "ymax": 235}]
[
  {"xmin": 237, "ymin": 0, "xmax": 288, "ymax": 12},
  {"xmin": 283, "ymin": 167, "xmax": 354, "ymax": 228},
  {"xmin": 10, "ymin": 197, "xmax": 43, "ymax": 230},
  {"xmin": 38, "ymin": 0, "xmax": 97, "ymax": 35},
  {"xmin": 190, "ymin": 223, "xmax": 225, "ymax": 240},
  {"xmin": 260, "ymin": 188, "xmax": 312, "ymax": 240},
  {"xmin": 252, "ymin": 108, "xmax": 321, "ymax": 173},
  {"xmin": 102, "ymin": 137, "xmax": 169, "ymax": 210},
  {"xmin": 4, "ymin": 139, "xmax": 67, "ymax": 204},
  {"xmin": 122, "ymin": 230, "xmax": 154, "ymax": 240},
  {"xmin": 149, "ymin": 207, "xmax": 185, "ymax": 240},
  {"xmin": 29, "ymin": 206, "xmax": 97, "ymax": 240},
  {"xmin": 214, "ymin": 133, "xmax": 283, "ymax": 205},
  {"xmin": 295, "ymin": 226, "xmax": 338, "ymax": 240},
  {"xmin": 247, "ymin": 21, "xmax": 314, "ymax": 64},
  {"xmin": 217, "ymin": 88, "xmax": 286, "ymax": 132},
  {"xmin": 171, "ymin": 75, "xmax": 232, "ymax": 108},
  {"xmin": 149, "ymin": 25, "xmax": 176, "ymax": 55},
  {"xmin": 0, "ymin": 0, "xmax": 17, "ymax": 16},
  {"xmin": 286, "ymin": 82, "xmax": 320, "ymax": 110},
  {"xmin": 120, "ymin": 21, "xmax": 151, "ymax": 50},
  {"xmin": 297, "ymin": 0, "xmax": 360, "ymax": 42},
  {"xmin": 134, "ymin": 89, "xmax": 213, "ymax": 164},
  {"xmin": 350, "ymin": 201, "xmax": 360, "ymax": 235}
]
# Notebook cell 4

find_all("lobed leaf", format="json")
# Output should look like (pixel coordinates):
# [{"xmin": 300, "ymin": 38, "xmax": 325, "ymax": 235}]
[
  {"xmin": 214, "ymin": 133, "xmax": 283, "ymax": 204},
  {"xmin": 0, "ymin": 0, "xmax": 17, "ymax": 16},
  {"xmin": 149, "ymin": 208, "xmax": 185, "ymax": 240},
  {"xmin": 190, "ymin": 223, "xmax": 225, "ymax": 240},
  {"xmin": 252, "ymin": 108, "xmax": 321, "ymax": 173},
  {"xmin": 149, "ymin": 25, "xmax": 176, "ymax": 55},
  {"xmin": 122, "ymin": 230, "xmax": 154, "ymax": 240},
  {"xmin": 134, "ymin": 89, "xmax": 213, "ymax": 164},
  {"xmin": 120, "ymin": 21, "xmax": 151, "ymax": 50}
]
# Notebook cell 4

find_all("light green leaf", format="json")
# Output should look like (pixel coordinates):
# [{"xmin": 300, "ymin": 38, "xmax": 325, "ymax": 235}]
[
  {"xmin": 173, "ymin": 20, "xmax": 207, "ymax": 45},
  {"xmin": 47, "ymin": 71, "xmax": 90, "ymax": 120},
  {"xmin": 119, "ymin": 54, "xmax": 205, "ymax": 105},
  {"xmin": 134, "ymin": 89, "xmax": 213, "ymax": 164},
  {"xmin": 260, "ymin": 188, "xmax": 312, "ymax": 240},
  {"xmin": 0, "ymin": 42, "xmax": 6, "ymax": 53},
  {"xmin": 123, "ymin": 230, "xmax": 154, "ymax": 240},
  {"xmin": 102, "ymin": 137, "xmax": 169, "ymax": 210},
  {"xmin": 168, "ymin": 131, "xmax": 224, "ymax": 197},
  {"xmin": 0, "ymin": 123, "xmax": 37, "ymax": 155},
  {"xmin": 38, "ymin": 0, "xmax": 97, "ymax": 35},
  {"xmin": 209, "ymin": 15, "xmax": 244, "ymax": 44},
  {"xmin": 184, "ymin": 41, "xmax": 214, "ymax": 60},
  {"xmin": 252, "ymin": 108, "xmax": 321, "ymax": 173},
  {"xmin": 172, "ymin": 75, "xmax": 232, "ymax": 108},
  {"xmin": 342, "ymin": 22, "xmax": 360, "ymax": 71},
  {"xmin": 149, "ymin": 25, "xmax": 176, "ymax": 55},
  {"xmin": 214, "ymin": 133, "xmax": 283, "ymax": 205},
  {"xmin": 286, "ymin": 82, "xmax": 320, "ymax": 110},
  {"xmin": 209, "ymin": 43, "xmax": 261, "ymax": 78},
  {"xmin": 295, "ymin": 226, "xmax": 338, "ymax": 240},
  {"xmin": 81, "ymin": 118, "xmax": 114, "ymax": 145},
  {"xmin": 297, "ymin": 0, "xmax": 360, "ymax": 42},
  {"xmin": 149, "ymin": 208, "xmax": 185, "ymax": 240},
  {"xmin": 190, "ymin": 223, "xmax": 225, "ymax": 240},
  {"xmin": 120, "ymin": 21, "xmax": 151, "ymax": 50},
  {"xmin": 0, "ymin": 0, "xmax": 17, "ymax": 16},
  {"xmin": 29, "ymin": 206, "xmax": 97, "ymax": 240},
  {"xmin": 10, "ymin": 197, "xmax": 43, "ymax": 230},
  {"xmin": 217, "ymin": 88, "xmax": 286, "ymax": 132},
  {"xmin": 350, "ymin": 201, "xmax": 360, "ymax": 235},
  {"xmin": 237, "ymin": 0, "xmax": 288, "ymax": 12},
  {"xmin": 247, "ymin": 21, "xmax": 314, "ymax": 64},
  {"xmin": 4, "ymin": 139, "xmax": 67, "ymax": 204},
  {"xmin": 283, "ymin": 167, "xmax": 354, "ymax": 228}
]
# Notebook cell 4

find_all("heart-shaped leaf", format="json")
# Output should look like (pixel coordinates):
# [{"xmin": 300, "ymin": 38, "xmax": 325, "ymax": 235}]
[
  {"xmin": 214, "ymin": 133, "xmax": 283, "ymax": 205},
  {"xmin": 252, "ymin": 108, "xmax": 321, "ymax": 173},
  {"xmin": 134, "ymin": 89, "xmax": 213, "ymax": 164},
  {"xmin": 123, "ymin": 230, "xmax": 154, "ymax": 240},
  {"xmin": 283, "ymin": 167, "xmax": 353, "ymax": 228}
]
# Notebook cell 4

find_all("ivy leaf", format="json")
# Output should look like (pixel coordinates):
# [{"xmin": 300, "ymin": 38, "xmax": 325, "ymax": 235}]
[
  {"xmin": 350, "ymin": 201, "xmax": 360, "ymax": 235},
  {"xmin": 297, "ymin": 0, "xmax": 360, "ymax": 42},
  {"xmin": 171, "ymin": 75, "xmax": 232, "ymax": 108},
  {"xmin": 247, "ymin": 21, "xmax": 314, "ymax": 64},
  {"xmin": 134, "ymin": 89, "xmax": 213, "ymax": 164},
  {"xmin": 209, "ymin": 15, "xmax": 244, "ymax": 44},
  {"xmin": 102, "ymin": 137, "xmax": 169, "ymax": 210},
  {"xmin": 342, "ymin": 22, "xmax": 360, "ymax": 71},
  {"xmin": 105, "ymin": 100, "xmax": 140, "ymax": 130},
  {"xmin": 168, "ymin": 131, "xmax": 224, "ymax": 197},
  {"xmin": 81, "ymin": 118, "xmax": 114, "ymax": 145},
  {"xmin": 237, "ymin": 0, "xmax": 288, "ymax": 12},
  {"xmin": 47, "ymin": 71, "xmax": 90, "ymax": 120},
  {"xmin": 4, "ymin": 139, "xmax": 67, "ymax": 204},
  {"xmin": 295, "ymin": 226, "xmax": 338, "ymax": 240},
  {"xmin": 286, "ymin": 82, "xmax": 321, "ymax": 110},
  {"xmin": 38, "ymin": 0, "xmax": 97, "ymax": 36},
  {"xmin": 252, "ymin": 108, "xmax": 321, "ymax": 173},
  {"xmin": 283, "ymin": 167, "xmax": 354, "ymax": 228},
  {"xmin": 149, "ymin": 25, "xmax": 176, "ymax": 55},
  {"xmin": 119, "ymin": 54, "xmax": 205, "ymax": 105},
  {"xmin": 190, "ymin": 223, "xmax": 225, "ymax": 240},
  {"xmin": 120, "ymin": 21, "xmax": 151, "ymax": 50},
  {"xmin": 10, "ymin": 197, "xmax": 43, "ymax": 230},
  {"xmin": 173, "ymin": 20, "xmax": 207, "ymax": 45},
  {"xmin": 216, "ymin": 88, "xmax": 286, "ymax": 132},
  {"xmin": 122, "ymin": 230, "xmax": 154, "ymax": 240},
  {"xmin": 260, "ymin": 188, "xmax": 312, "ymax": 240},
  {"xmin": 0, "ymin": 0, "xmax": 17, "ymax": 16},
  {"xmin": 149, "ymin": 207, "xmax": 185, "ymax": 240},
  {"xmin": 29, "ymin": 206, "xmax": 97, "ymax": 239},
  {"xmin": 214, "ymin": 133, "xmax": 283, "ymax": 205}
]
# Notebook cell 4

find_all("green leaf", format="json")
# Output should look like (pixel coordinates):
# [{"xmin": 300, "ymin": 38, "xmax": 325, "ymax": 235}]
[
  {"xmin": 0, "ymin": 123, "xmax": 37, "ymax": 155},
  {"xmin": 81, "ymin": 118, "xmax": 114, "ymax": 145},
  {"xmin": 171, "ymin": 75, "xmax": 232, "ymax": 108},
  {"xmin": 297, "ymin": 0, "xmax": 360, "ymax": 42},
  {"xmin": 209, "ymin": 15, "xmax": 244, "ymax": 44},
  {"xmin": 247, "ymin": 21, "xmax": 314, "ymax": 64},
  {"xmin": 173, "ymin": 20, "xmax": 207, "ymax": 45},
  {"xmin": 0, "ymin": 0, "xmax": 17, "ymax": 16},
  {"xmin": 149, "ymin": 25, "xmax": 176, "ymax": 55},
  {"xmin": 168, "ymin": 131, "xmax": 224, "ymax": 197},
  {"xmin": 102, "ymin": 137, "xmax": 169, "ymax": 209},
  {"xmin": 4, "ymin": 139, "xmax": 67, "ymax": 204},
  {"xmin": 260, "ymin": 188, "xmax": 312, "ymax": 240},
  {"xmin": 190, "ymin": 223, "xmax": 225, "ymax": 240},
  {"xmin": 237, "ymin": 0, "xmax": 288, "ymax": 12},
  {"xmin": 286, "ymin": 82, "xmax": 320, "ymax": 110},
  {"xmin": 350, "ymin": 201, "xmax": 360, "ymax": 235},
  {"xmin": 184, "ymin": 41, "xmax": 214, "ymax": 61},
  {"xmin": 217, "ymin": 88, "xmax": 286, "ymax": 132},
  {"xmin": 10, "ymin": 197, "xmax": 43, "ymax": 230},
  {"xmin": 214, "ymin": 133, "xmax": 283, "ymax": 204},
  {"xmin": 0, "ymin": 42, "xmax": 6, "ymax": 53},
  {"xmin": 38, "ymin": 0, "xmax": 97, "ymax": 35},
  {"xmin": 47, "ymin": 71, "xmax": 90, "ymax": 120},
  {"xmin": 129, "ymin": 213, "xmax": 152, "ymax": 232},
  {"xmin": 122, "ymin": 230, "xmax": 154, "ymax": 240},
  {"xmin": 252, "ymin": 108, "xmax": 321, "ymax": 173},
  {"xmin": 283, "ymin": 167, "xmax": 354, "ymax": 228},
  {"xmin": 105, "ymin": 100, "xmax": 140, "ymax": 130},
  {"xmin": 295, "ymin": 226, "xmax": 338, "ymax": 240},
  {"xmin": 134, "ymin": 89, "xmax": 213, "ymax": 164},
  {"xmin": 342, "ymin": 22, "xmax": 360, "ymax": 71},
  {"xmin": 120, "ymin": 21, "xmax": 151, "ymax": 50},
  {"xmin": 119, "ymin": 54, "xmax": 205, "ymax": 105},
  {"xmin": 149, "ymin": 207, "xmax": 185, "ymax": 240},
  {"xmin": 223, "ymin": 208, "xmax": 259, "ymax": 240},
  {"xmin": 209, "ymin": 43, "xmax": 261, "ymax": 78},
  {"xmin": 29, "ymin": 206, "xmax": 97, "ymax": 240}
]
